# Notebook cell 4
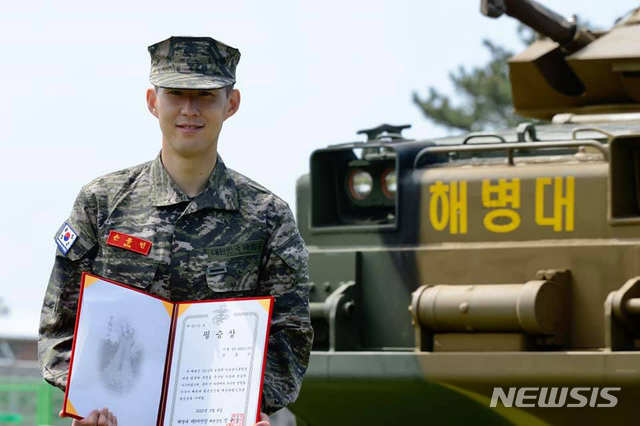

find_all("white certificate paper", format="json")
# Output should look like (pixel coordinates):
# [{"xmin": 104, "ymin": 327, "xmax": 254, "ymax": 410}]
[
  {"xmin": 162, "ymin": 299, "xmax": 272, "ymax": 426},
  {"xmin": 63, "ymin": 273, "xmax": 273, "ymax": 426},
  {"xmin": 65, "ymin": 275, "xmax": 173, "ymax": 425}
]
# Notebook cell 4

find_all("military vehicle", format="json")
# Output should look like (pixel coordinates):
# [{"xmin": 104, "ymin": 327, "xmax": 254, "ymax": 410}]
[{"xmin": 288, "ymin": 0, "xmax": 640, "ymax": 424}]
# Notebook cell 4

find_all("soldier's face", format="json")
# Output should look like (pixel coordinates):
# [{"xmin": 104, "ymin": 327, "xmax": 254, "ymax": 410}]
[{"xmin": 146, "ymin": 87, "xmax": 240, "ymax": 159}]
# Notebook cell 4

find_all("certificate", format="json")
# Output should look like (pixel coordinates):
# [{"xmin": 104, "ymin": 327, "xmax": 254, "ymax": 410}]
[{"xmin": 63, "ymin": 273, "xmax": 273, "ymax": 426}]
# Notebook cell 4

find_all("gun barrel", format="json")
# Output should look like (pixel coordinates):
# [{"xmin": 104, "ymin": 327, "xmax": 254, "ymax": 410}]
[{"xmin": 481, "ymin": 0, "xmax": 595, "ymax": 50}]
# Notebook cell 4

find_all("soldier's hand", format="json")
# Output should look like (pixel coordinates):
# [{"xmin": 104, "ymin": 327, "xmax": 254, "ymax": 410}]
[
  {"xmin": 59, "ymin": 407, "xmax": 118, "ymax": 426},
  {"xmin": 254, "ymin": 412, "xmax": 270, "ymax": 426}
]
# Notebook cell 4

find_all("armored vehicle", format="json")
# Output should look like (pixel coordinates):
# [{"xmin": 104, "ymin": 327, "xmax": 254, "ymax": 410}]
[{"xmin": 288, "ymin": 0, "xmax": 640, "ymax": 424}]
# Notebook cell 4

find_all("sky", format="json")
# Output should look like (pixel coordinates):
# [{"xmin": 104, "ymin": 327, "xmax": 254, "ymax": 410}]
[{"xmin": 0, "ymin": 0, "xmax": 637, "ymax": 337}]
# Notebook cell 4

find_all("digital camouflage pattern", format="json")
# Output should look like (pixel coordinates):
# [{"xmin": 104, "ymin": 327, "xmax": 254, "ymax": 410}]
[
  {"xmin": 148, "ymin": 36, "xmax": 240, "ymax": 90},
  {"xmin": 38, "ymin": 154, "xmax": 313, "ymax": 414}
]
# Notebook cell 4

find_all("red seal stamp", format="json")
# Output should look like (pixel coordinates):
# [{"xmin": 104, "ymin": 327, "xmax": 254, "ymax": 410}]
[{"xmin": 228, "ymin": 413, "xmax": 245, "ymax": 426}]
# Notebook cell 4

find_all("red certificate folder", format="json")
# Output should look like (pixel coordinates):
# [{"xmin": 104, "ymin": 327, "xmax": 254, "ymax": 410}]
[{"xmin": 63, "ymin": 272, "xmax": 274, "ymax": 426}]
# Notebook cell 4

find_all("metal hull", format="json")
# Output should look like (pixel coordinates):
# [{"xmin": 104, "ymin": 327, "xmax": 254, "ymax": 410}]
[{"xmin": 291, "ymin": 352, "xmax": 640, "ymax": 425}]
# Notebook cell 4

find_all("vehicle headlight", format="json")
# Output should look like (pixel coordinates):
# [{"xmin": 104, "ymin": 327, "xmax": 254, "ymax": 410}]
[
  {"xmin": 382, "ymin": 168, "xmax": 396, "ymax": 199},
  {"xmin": 348, "ymin": 169, "xmax": 373, "ymax": 200}
]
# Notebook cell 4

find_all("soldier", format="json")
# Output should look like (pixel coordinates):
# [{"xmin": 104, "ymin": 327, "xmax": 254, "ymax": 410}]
[{"xmin": 38, "ymin": 36, "xmax": 313, "ymax": 426}]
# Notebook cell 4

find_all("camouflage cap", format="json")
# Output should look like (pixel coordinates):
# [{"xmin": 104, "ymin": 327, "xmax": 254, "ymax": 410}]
[{"xmin": 148, "ymin": 36, "xmax": 240, "ymax": 90}]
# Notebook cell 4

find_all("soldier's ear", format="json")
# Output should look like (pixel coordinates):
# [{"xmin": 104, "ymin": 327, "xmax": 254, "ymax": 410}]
[
  {"xmin": 223, "ymin": 89, "xmax": 240, "ymax": 121},
  {"xmin": 146, "ymin": 88, "xmax": 159, "ymax": 118}
]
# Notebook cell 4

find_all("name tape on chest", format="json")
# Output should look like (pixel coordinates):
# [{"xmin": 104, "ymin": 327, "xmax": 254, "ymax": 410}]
[
  {"xmin": 206, "ymin": 240, "xmax": 264, "ymax": 260},
  {"xmin": 106, "ymin": 230, "xmax": 152, "ymax": 256},
  {"xmin": 55, "ymin": 222, "xmax": 78, "ymax": 255}
]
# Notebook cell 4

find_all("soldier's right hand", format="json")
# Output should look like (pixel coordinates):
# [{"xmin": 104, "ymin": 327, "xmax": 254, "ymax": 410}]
[{"xmin": 59, "ymin": 407, "xmax": 118, "ymax": 426}]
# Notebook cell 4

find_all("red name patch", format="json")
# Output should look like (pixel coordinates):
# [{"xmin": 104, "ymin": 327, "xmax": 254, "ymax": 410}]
[{"xmin": 106, "ymin": 230, "xmax": 152, "ymax": 256}]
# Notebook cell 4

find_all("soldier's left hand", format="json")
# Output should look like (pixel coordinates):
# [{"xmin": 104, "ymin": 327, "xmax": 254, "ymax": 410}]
[{"xmin": 254, "ymin": 412, "xmax": 270, "ymax": 426}]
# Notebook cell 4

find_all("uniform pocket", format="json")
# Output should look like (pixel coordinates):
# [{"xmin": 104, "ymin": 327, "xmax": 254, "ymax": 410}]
[
  {"xmin": 92, "ymin": 244, "xmax": 159, "ymax": 290},
  {"xmin": 205, "ymin": 255, "xmax": 260, "ymax": 294},
  {"xmin": 272, "ymin": 234, "xmax": 309, "ymax": 281}
]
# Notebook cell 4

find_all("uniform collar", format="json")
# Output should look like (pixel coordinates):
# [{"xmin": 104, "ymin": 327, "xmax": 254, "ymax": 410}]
[{"xmin": 150, "ymin": 152, "xmax": 239, "ymax": 211}]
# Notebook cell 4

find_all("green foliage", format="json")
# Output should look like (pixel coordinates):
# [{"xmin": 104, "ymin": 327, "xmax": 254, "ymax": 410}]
[{"xmin": 413, "ymin": 26, "xmax": 535, "ymax": 133}]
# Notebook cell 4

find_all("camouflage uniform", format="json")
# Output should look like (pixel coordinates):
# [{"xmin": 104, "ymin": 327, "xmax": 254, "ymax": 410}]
[{"xmin": 38, "ymin": 153, "xmax": 313, "ymax": 414}]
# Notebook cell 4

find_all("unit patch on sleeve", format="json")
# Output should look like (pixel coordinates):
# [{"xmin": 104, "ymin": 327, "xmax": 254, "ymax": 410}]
[
  {"xmin": 106, "ymin": 230, "xmax": 152, "ymax": 256},
  {"xmin": 55, "ymin": 222, "xmax": 78, "ymax": 255}
]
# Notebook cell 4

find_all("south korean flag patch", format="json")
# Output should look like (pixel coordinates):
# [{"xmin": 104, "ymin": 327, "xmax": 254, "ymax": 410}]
[{"xmin": 56, "ymin": 222, "xmax": 78, "ymax": 255}]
